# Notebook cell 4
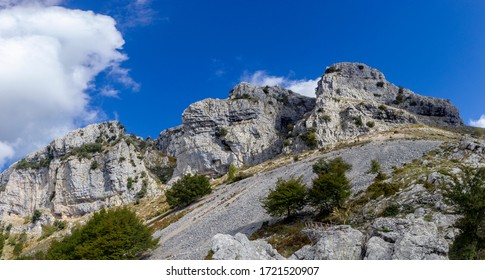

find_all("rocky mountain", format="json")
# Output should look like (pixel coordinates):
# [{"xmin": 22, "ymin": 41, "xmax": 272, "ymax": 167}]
[
  {"xmin": 0, "ymin": 121, "xmax": 174, "ymax": 234},
  {"xmin": 1, "ymin": 62, "xmax": 482, "ymax": 260}
]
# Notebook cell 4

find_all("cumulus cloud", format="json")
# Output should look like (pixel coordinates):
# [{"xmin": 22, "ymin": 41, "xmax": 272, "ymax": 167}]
[
  {"xmin": 0, "ymin": 0, "xmax": 63, "ymax": 8},
  {"xmin": 0, "ymin": 4, "xmax": 131, "ymax": 169},
  {"xmin": 470, "ymin": 115, "xmax": 485, "ymax": 128},
  {"xmin": 240, "ymin": 70, "xmax": 319, "ymax": 97}
]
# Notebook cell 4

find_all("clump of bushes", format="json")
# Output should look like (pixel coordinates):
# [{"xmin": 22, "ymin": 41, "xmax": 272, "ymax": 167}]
[
  {"xmin": 301, "ymin": 127, "xmax": 318, "ymax": 148},
  {"xmin": 31, "ymin": 210, "xmax": 42, "ymax": 224},
  {"xmin": 445, "ymin": 167, "xmax": 485, "ymax": 259},
  {"xmin": 353, "ymin": 116, "xmax": 363, "ymax": 127},
  {"xmin": 165, "ymin": 174, "xmax": 211, "ymax": 208},
  {"xmin": 46, "ymin": 207, "xmax": 157, "ymax": 260},
  {"xmin": 381, "ymin": 204, "xmax": 400, "ymax": 217},
  {"xmin": 16, "ymin": 158, "xmax": 51, "ymax": 170},
  {"xmin": 71, "ymin": 143, "xmax": 104, "ymax": 160}
]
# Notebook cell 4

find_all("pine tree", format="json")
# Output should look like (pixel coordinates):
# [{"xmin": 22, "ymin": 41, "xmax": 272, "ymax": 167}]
[{"xmin": 261, "ymin": 176, "xmax": 307, "ymax": 219}]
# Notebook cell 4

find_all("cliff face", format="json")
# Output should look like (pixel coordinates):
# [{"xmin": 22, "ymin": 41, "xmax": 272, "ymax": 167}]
[
  {"xmin": 289, "ymin": 63, "xmax": 462, "ymax": 151},
  {"xmin": 0, "ymin": 121, "xmax": 172, "ymax": 221},
  {"xmin": 156, "ymin": 83, "xmax": 315, "ymax": 178}
]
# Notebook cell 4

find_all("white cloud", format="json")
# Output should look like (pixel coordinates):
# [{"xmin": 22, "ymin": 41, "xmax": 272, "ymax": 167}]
[
  {"xmin": 0, "ymin": 4, "xmax": 131, "ymax": 169},
  {"xmin": 0, "ymin": 0, "xmax": 63, "ymax": 8},
  {"xmin": 470, "ymin": 115, "xmax": 485, "ymax": 128},
  {"xmin": 112, "ymin": 0, "xmax": 157, "ymax": 29},
  {"xmin": 0, "ymin": 141, "xmax": 14, "ymax": 168},
  {"xmin": 241, "ymin": 70, "xmax": 319, "ymax": 97}
]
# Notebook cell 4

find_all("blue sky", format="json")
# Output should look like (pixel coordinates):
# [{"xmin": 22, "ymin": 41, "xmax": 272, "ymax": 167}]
[{"xmin": 0, "ymin": 0, "xmax": 484, "ymax": 168}]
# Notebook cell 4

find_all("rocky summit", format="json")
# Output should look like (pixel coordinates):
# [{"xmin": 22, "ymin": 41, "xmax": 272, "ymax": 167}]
[{"xmin": 1, "ymin": 62, "xmax": 483, "ymax": 260}]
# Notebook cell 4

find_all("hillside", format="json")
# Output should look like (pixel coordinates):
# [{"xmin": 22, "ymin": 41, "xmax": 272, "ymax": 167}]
[{"xmin": 1, "ymin": 62, "xmax": 484, "ymax": 260}]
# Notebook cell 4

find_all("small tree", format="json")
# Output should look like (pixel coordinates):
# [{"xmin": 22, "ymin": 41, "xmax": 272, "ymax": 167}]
[
  {"xmin": 261, "ymin": 176, "xmax": 307, "ymax": 219},
  {"xmin": 165, "ymin": 174, "xmax": 211, "ymax": 208},
  {"xmin": 308, "ymin": 157, "xmax": 352, "ymax": 216},
  {"xmin": 444, "ymin": 167, "xmax": 485, "ymax": 259}
]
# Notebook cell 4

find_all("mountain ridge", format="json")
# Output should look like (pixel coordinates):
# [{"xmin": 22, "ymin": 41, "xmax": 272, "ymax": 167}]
[{"xmin": 1, "ymin": 62, "xmax": 481, "ymax": 260}]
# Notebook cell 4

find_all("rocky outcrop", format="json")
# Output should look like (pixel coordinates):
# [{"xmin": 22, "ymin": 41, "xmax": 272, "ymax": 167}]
[
  {"xmin": 292, "ymin": 225, "xmax": 364, "ymax": 260},
  {"xmin": 289, "ymin": 62, "xmax": 462, "ymax": 151},
  {"xmin": 366, "ymin": 216, "xmax": 449, "ymax": 260},
  {"xmin": 0, "ymin": 121, "xmax": 171, "ymax": 221},
  {"xmin": 157, "ymin": 83, "xmax": 315, "ymax": 178},
  {"xmin": 211, "ymin": 233, "xmax": 284, "ymax": 260}
]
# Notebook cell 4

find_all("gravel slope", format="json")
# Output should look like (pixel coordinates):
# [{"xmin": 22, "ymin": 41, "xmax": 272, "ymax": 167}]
[{"xmin": 149, "ymin": 139, "xmax": 441, "ymax": 259}]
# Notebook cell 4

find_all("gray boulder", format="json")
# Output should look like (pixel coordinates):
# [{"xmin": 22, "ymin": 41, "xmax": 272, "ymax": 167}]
[{"xmin": 211, "ymin": 233, "xmax": 284, "ymax": 260}]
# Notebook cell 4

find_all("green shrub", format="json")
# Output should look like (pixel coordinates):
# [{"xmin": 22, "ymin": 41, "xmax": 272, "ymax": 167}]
[
  {"xmin": 381, "ymin": 204, "xmax": 400, "ymax": 217},
  {"xmin": 322, "ymin": 115, "xmax": 331, "ymax": 122},
  {"xmin": 445, "ymin": 167, "xmax": 485, "ymax": 259},
  {"xmin": 32, "ymin": 210, "xmax": 42, "ymax": 223},
  {"xmin": 165, "ymin": 174, "xmax": 211, "ymax": 208},
  {"xmin": 71, "ymin": 143, "xmax": 103, "ymax": 160},
  {"xmin": 261, "ymin": 176, "xmax": 307, "ymax": 219},
  {"xmin": 16, "ymin": 158, "xmax": 51, "ymax": 170},
  {"xmin": 308, "ymin": 157, "xmax": 352, "ymax": 215},
  {"xmin": 301, "ymin": 128, "xmax": 318, "ymax": 148},
  {"xmin": 353, "ymin": 116, "xmax": 363, "ymax": 127},
  {"xmin": 219, "ymin": 127, "xmax": 228, "ymax": 138},
  {"xmin": 127, "ymin": 177, "xmax": 134, "ymax": 190},
  {"xmin": 367, "ymin": 181, "xmax": 399, "ymax": 199},
  {"xmin": 46, "ymin": 207, "xmax": 157, "ymax": 260},
  {"xmin": 378, "ymin": 104, "xmax": 386, "ymax": 111},
  {"xmin": 472, "ymin": 128, "xmax": 485, "ymax": 139},
  {"xmin": 376, "ymin": 81, "xmax": 385, "ymax": 87},
  {"xmin": 366, "ymin": 121, "xmax": 375, "ymax": 128},
  {"xmin": 369, "ymin": 160, "xmax": 381, "ymax": 174},
  {"xmin": 227, "ymin": 164, "xmax": 237, "ymax": 182},
  {"xmin": 90, "ymin": 161, "xmax": 99, "ymax": 170}
]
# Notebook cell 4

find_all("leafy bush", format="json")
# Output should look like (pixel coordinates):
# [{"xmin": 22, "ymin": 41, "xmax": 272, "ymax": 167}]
[
  {"xmin": 165, "ymin": 174, "xmax": 211, "ymax": 208},
  {"xmin": 71, "ymin": 143, "xmax": 103, "ymax": 160},
  {"xmin": 227, "ymin": 164, "xmax": 237, "ymax": 182},
  {"xmin": 353, "ymin": 116, "xmax": 363, "ymax": 127},
  {"xmin": 261, "ymin": 176, "xmax": 307, "ymax": 219},
  {"xmin": 219, "ymin": 127, "xmax": 228, "ymax": 138},
  {"xmin": 366, "ymin": 121, "xmax": 375, "ymax": 128},
  {"xmin": 367, "ymin": 181, "xmax": 399, "ymax": 199},
  {"xmin": 32, "ymin": 210, "xmax": 42, "ymax": 223},
  {"xmin": 16, "ymin": 158, "xmax": 51, "ymax": 170},
  {"xmin": 378, "ymin": 104, "xmax": 386, "ymax": 111},
  {"xmin": 376, "ymin": 81, "xmax": 384, "ymax": 87},
  {"xmin": 46, "ymin": 207, "xmax": 157, "ymax": 260},
  {"xmin": 301, "ymin": 127, "xmax": 318, "ymax": 148},
  {"xmin": 322, "ymin": 115, "xmax": 331, "ymax": 122},
  {"xmin": 381, "ymin": 204, "xmax": 400, "ymax": 217},
  {"xmin": 90, "ymin": 161, "xmax": 99, "ymax": 170},
  {"xmin": 369, "ymin": 159, "xmax": 381, "ymax": 174},
  {"xmin": 308, "ymin": 157, "xmax": 352, "ymax": 215},
  {"xmin": 444, "ymin": 167, "xmax": 485, "ymax": 259}
]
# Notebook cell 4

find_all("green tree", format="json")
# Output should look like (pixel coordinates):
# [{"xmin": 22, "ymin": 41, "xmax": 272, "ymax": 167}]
[
  {"xmin": 261, "ymin": 176, "xmax": 307, "ymax": 219},
  {"xmin": 46, "ymin": 207, "xmax": 157, "ymax": 260},
  {"xmin": 165, "ymin": 174, "xmax": 211, "ymax": 208},
  {"xmin": 308, "ymin": 157, "xmax": 352, "ymax": 215},
  {"xmin": 444, "ymin": 167, "xmax": 485, "ymax": 259}
]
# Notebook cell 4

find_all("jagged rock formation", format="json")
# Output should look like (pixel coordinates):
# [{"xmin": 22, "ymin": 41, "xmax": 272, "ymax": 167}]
[
  {"xmin": 157, "ymin": 62, "xmax": 462, "ymax": 177},
  {"xmin": 289, "ymin": 62, "xmax": 462, "ymax": 151},
  {"xmin": 0, "ymin": 121, "xmax": 172, "ymax": 222},
  {"xmin": 157, "ymin": 83, "xmax": 315, "ymax": 178}
]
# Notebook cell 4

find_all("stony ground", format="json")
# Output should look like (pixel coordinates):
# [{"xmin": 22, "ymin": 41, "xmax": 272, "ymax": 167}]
[{"xmin": 149, "ymin": 139, "xmax": 441, "ymax": 259}]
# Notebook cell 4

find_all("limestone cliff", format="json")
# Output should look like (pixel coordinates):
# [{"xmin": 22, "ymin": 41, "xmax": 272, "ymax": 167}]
[
  {"xmin": 0, "ymin": 121, "xmax": 173, "ymax": 223},
  {"xmin": 156, "ymin": 83, "xmax": 315, "ymax": 178}
]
